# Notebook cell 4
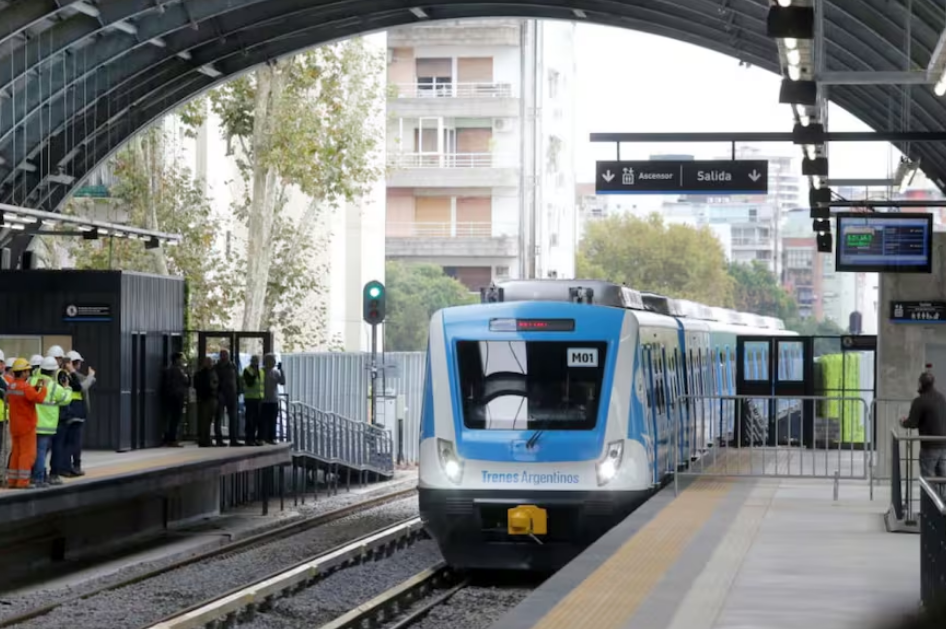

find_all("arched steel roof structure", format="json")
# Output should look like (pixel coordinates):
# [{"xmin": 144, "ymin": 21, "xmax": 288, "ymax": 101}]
[{"xmin": 0, "ymin": 0, "xmax": 944, "ymax": 223}]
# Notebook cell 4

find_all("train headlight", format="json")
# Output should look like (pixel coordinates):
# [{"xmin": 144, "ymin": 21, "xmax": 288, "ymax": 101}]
[
  {"xmin": 437, "ymin": 438, "xmax": 464, "ymax": 484},
  {"xmin": 596, "ymin": 440, "xmax": 625, "ymax": 486}
]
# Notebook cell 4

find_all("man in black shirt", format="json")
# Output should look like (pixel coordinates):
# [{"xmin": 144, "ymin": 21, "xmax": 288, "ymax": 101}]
[
  {"xmin": 161, "ymin": 352, "xmax": 190, "ymax": 447},
  {"xmin": 193, "ymin": 356, "xmax": 219, "ymax": 447},
  {"xmin": 901, "ymin": 371, "xmax": 946, "ymax": 478},
  {"xmin": 213, "ymin": 349, "xmax": 244, "ymax": 447}
]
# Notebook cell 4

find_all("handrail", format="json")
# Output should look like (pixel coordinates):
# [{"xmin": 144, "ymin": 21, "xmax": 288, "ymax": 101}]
[
  {"xmin": 919, "ymin": 476, "xmax": 946, "ymax": 609},
  {"xmin": 391, "ymin": 81, "xmax": 514, "ymax": 99},
  {"xmin": 919, "ymin": 476, "xmax": 946, "ymax": 513},
  {"xmin": 888, "ymin": 428, "xmax": 946, "ymax": 528},
  {"xmin": 387, "ymin": 152, "xmax": 516, "ymax": 169}
]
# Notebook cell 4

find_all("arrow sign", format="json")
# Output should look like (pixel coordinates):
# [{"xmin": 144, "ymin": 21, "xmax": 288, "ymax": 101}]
[{"xmin": 595, "ymin": 159, "xmax": 769, "ymax": 195}]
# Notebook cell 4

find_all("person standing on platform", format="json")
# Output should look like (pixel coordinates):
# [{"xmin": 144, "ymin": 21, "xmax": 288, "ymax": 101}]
[
  {"xmin": 161, "ymin": 352, "xmax": 190, "ymax": 447},
  {"xmin": 30, "ymin": 357, "xmax": 72, "ymax": 487},
  {"xmin": 260, "ymin": 354, "xmax": 285, "ymax": 445},
  {"xmin": 0, "ymin": 350, "xmax": 9, "ymax": 486},
  {"xmin": 63, "ymin": 351, "xmax": 93, "ymax": 477},
  {"xmin": 29, "ymin": 355, "xmax": 42, "ymax": 378},
  {"xmin": 5, "ymin": 358, "xmax": 46, "ymax": 489},
  {"xmin": 901, "ymin": 371, "xmax": 946, "ymax": 477},
  {"xmin": 242, "ymin": 355, "xmax": 263, "ymax": 446},
  {"xmin": 214, "ymin": 350, "xmax": 243, "ymax": 447},
  {"xmin": 194, "ymin": 357, "xmax": 219, "ymax": 447}
]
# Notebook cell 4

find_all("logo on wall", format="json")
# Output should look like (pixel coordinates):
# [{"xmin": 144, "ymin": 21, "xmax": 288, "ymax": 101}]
[{"xmin": 63, "ymin": 304, "xmax": 112, "ymax": 322}]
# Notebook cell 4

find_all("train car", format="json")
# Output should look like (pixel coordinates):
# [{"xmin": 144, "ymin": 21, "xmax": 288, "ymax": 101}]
[{"xmin": 418, "ymin": 280, "xmax": 796, "ymax": 572}]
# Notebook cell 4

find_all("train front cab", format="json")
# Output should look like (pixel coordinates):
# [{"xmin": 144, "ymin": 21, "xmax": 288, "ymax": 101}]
[{"xmin": 733, "ymin": 335, "xmax": 814, "ymax": 447}]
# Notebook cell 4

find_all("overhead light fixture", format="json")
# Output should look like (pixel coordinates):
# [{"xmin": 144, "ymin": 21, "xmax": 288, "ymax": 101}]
[
  {"xmin": 793, "ymin": 122, "xmax": 825, "ymax": 145},
  {"xmin": 812, "ymin": 218, "xmax": 830, "ymax": 232},
  {"xmin": 802, "ymin": 156, "xmax": 829, "ymax": 177},
  {"xmin": 197, "ymin": 65, "xmax": 223, "ymax": 78},
  {"xmin": 409, "ymin": 7, "xmax": 428, "ymax": 19},
  {"xmin": 787, "ymin": 65, "xmax": 802, "ymax": 81},
  {"xmin": 809, "ymin": 187, "xmax": 830, "ymax": 207},
  {"xmin": 804, "ymin": 145, "xmax": 820, "ymax": 160},
  {"xmin": 111, "ymin": 20, "xmax": 138, "ymax": 36},
  {"xmin": 777, "ymin": 0, "xmax": 793, "ymax": 6},
  {"xmin": 786, "ymin": 48, "xmax": 801, "ymax": 66},
  {"xmin": 71, "ymin": 1, "xmax": 101, "ymax": 18},
  {"xmin": 779, "ymin": 79, "xmax": 818, "ymax": 106},
  {"xmin": 894, "ymin": 158, "xmax": 920, "ymax": 193},
  {"xmin": 816, "ymin": 232, "xmax": 833, "ymax": 253},
  {"xmin": 83, "ymin": 227, "xmax": 99, "ymax": 240},
  {"xmin": 766, "ymin": 6, "xmax": 815, "ymax": 40},
  {"xmin": 810, "ymin": 206, "xmax": 831, "ymax": 219},
  {"xmin": 0, "ymin": 203, "xmax": 182, "ymax": 244},
  {"xmin": 573, "ymin": 9, "xmax": 587, "ymax": 18}
]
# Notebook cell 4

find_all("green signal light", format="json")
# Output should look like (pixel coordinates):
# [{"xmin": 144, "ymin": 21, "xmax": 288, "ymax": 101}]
[{"xmin": 368, "ymin": 286, "xmax": 382, "ymax": 298}]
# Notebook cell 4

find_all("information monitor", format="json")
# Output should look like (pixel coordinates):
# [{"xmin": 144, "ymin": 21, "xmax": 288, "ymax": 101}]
[{"xmin": 835, "ymin": 212, "xmax": 933, "ymax": 273}]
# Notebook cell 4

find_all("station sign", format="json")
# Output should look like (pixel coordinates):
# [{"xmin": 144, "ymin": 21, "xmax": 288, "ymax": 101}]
[
  {"xmin": 63, "ymin": 304, "xmax": 112, "ymax": 322},
  {"xmin": 889, "ymin": 301, "xmax": 946, "ymax": 323},
  {"xmin": 595, "ymin": 159, "xmax": 769, "ymax": 195}
]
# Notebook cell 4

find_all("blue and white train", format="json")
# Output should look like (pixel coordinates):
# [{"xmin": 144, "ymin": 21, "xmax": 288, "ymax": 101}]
[{"xmin": 418, "ymin": 279, "xmax": 798, "ymax": 571}]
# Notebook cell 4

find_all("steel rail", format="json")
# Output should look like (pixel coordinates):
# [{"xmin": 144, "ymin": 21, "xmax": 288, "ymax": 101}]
[
  {"xmin": 0, "ymin": 485, "xmax": 417, "ymax": 628},
  {"xmin": 316, "ymin": 564, "xmax": 466, "ymax": 629},
  {"xmin": 145, "ymin": 517, "xmax": 426, "ymax": 629}
]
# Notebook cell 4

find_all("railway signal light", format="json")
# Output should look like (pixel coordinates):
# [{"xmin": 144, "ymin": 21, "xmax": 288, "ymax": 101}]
[{"xmin": 363, "ymin": 280, "xmax": 386, "ymax": 325}]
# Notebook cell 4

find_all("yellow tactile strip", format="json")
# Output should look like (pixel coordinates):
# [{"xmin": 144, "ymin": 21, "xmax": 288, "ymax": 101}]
[{"xmin": 531, "ymin": 479, "xmax": 733, "ymax": 629}]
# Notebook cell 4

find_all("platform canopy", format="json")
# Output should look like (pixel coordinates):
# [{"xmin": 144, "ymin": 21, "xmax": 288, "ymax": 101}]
[{"xmin": 0, "ymin": 0, "xmax": 943, "ymax": 230}]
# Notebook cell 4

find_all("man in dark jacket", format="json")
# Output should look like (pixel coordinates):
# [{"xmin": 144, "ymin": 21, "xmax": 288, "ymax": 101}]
[
  {"xmin": 193, "ymin": 356, "xmax": 219, "ymax": 447},
  {"xmin": 901, "ymin": 371, "xmax": 946, "ymax": 477},
  {"xmin": 214, "ymin": 349, "xmax": 243, "ymax": 447},
  {"xmin": 162, "ymin": 352, "xmax": 190, "ymax": 447}
]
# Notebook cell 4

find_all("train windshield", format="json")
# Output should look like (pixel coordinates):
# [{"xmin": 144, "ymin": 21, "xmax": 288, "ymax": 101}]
[{"xmin": 455, "ymin": 340, "xmax": 606, "ymax": 431}]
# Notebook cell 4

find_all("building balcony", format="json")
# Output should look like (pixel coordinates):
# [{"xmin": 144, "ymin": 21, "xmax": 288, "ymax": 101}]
[
  {"xmin": 386, "ymin": 221, "xmax": 519, "ymax": 258},
  {"xmin": 388, "ymin": 82, "xmax": 519, "ymax": 118},
  {"xmin": 387, "ymin": 20, "xmax": 522, "ymax": 47},
  {"xmin": 386, "ymin": 153, "xmax": 519, "ymax": 188}
]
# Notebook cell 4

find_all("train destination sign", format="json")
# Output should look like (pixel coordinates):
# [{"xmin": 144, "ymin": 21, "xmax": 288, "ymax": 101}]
[
  {"xmin": 889, "ymin": 301, "xmax": 946, "ymax": 323},
  {"xmin": 595, "ymin": 159, "xmax": 769, "ymax": 195}
]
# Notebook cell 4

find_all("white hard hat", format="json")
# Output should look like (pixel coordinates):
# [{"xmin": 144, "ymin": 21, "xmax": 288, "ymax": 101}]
[
  {"xmin": 0, "ymin": 350, "xmax": 4, "ymax": 362},
  {"xmin": 66, "ymin": 350, "xmax": 83, "ymax": 362},
  {"xmin": 40, "ymin": 356, "xmax": 59, "ymax": 371},
  {"xmin": 46, "ymin": 345, "xmax": 65, "ymax": 359},
  {"xmin": 29, "ymin": 355, "xmax": 43, "ymax": 367}
]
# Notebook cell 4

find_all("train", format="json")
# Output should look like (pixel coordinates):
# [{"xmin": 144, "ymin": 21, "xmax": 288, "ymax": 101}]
[{"xmin": 417, "ymin": 279, "xmax": 799, "ymax": 571}]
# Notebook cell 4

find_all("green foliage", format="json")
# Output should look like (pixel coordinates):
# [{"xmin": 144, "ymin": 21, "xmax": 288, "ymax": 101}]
[
  {"xmin": 179, "ymin": 38, "xmax": 386, "ymax": 344},
  {"xmin": 576, "ymin": 213, "xmax": 735, "ymax": 306},
  {"xmin": 57, "ymin": 127, "xmax": 229, "ymax": 330},
  {"xmin": 385, "ymin": 262, "xmax": 479, "ymax": 351},
  {"xmin": 729, "ymin": 260, "xmax": 798, "ymax": 321}
]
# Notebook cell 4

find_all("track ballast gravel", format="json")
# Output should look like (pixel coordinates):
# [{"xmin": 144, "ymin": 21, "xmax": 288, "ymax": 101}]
[
  {"xmin": 0, "ymin": 477, "xmax": 416, "ymax": 623},
  {"xmin": 240, "ymin": 540, "xmax": 444, "ymax": 629},
  {"xmin": 6, "ymin": 496, "xmax": 419, "ymax": 629},
  {"xmin": 403, "ymin": 586, "xmax": 533, "ymax": 629}
]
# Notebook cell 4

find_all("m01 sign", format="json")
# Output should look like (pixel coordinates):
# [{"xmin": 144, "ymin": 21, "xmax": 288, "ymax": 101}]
[{"xmin": 567, "ymin": 348, "xmax": 599, "ymax": 368}]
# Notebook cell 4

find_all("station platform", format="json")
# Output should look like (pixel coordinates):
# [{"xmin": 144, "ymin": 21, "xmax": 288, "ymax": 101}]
[
  {"xmin": 0, "ymin": 444, "xmax": 291, "ymax": 527},
  {"xmin": 492, "ymin": 475, "xmax": 918, "ymax": 629}
]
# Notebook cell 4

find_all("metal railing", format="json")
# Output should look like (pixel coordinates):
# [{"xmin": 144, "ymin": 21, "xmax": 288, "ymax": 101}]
[
  {"xmin": 673, "ymin": 394, "xmax": 872, "ymax": 496},
  {"xmin": 888, "ymin": 429, "xmax": 946, "ymax": 531},
  {"xmin": 919, "ymin": 477, "xmax": 946, "ymax": 608},
  {"xmin": 385, "ymin": 221, "xmax": 518, "ymax": 239},
  {"xmin": 387, "ymin": 152, "xmax": 516, "ymax": 169},
  {"xmin": 283, "ymin": 399, "xmax": 394, "ymax": 476},
  {"xmin": 392, "ymin": 82, "xmax": 514, "ymax": 99}
]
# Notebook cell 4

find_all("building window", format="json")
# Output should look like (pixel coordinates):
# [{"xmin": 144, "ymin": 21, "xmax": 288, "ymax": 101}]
[
  {"xmin": 496, "ymin": 266, "xmax": 510, "ymax": 278},
  {"xmin": 548, "ymin": 70, "xmax": 560, "ymax": 99}
]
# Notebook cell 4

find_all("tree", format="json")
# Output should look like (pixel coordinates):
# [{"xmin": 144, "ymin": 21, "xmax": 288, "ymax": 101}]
[
  {"xmin": 385, "ymin": 262, "xmax": 479, "ymax": 351},
  {"xmin": 728, "ymin": 260, "xmax": 798, "ymax": 321},
  {"xmin": 54, "ymin": 126, "xmax": 230, "ymax": 331},
  {"xmin": 182, "ymin": 38, "xmax": 386, "ymax": 346},
  {"xmin": 576, "ymin": 213, "xmax": 735, "ymax": 306}
]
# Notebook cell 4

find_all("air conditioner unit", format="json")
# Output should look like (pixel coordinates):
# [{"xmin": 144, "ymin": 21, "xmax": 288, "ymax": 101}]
[{"xmin": 493, "ymin": 118, "xmax": 511, "ymax": 132}]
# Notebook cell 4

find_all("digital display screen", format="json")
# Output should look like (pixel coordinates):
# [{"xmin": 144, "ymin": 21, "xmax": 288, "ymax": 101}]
[
  {"xmin": 489, "ymin": 318, "xmax": 576, "ymax": 332},
  {"xmin": 835, "ymin": 212, "xmax": 933, "ymax": 273}
]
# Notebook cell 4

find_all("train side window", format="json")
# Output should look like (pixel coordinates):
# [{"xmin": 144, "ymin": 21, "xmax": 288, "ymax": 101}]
[{"xmin": 643, "ymin": 347, "xmax": 654, "ymax": 410}]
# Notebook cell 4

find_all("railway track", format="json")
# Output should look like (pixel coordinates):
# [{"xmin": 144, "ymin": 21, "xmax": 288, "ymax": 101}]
[
  {"xmin": 0, "ymin": 486, "xmax": 417, "ymax": 629},
  {"xmin": 143, "ymin": 517, "xmax": 428, "ymax": 629}
]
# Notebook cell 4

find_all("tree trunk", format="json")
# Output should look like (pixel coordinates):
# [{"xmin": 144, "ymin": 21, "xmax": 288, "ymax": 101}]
[
  {"xmin": 144, "ymin": 131, "xmax": 170, "ymax": 276},
  {"xmin": 242, "ymin": 62, "xmax": 286, "ymax": 332}
]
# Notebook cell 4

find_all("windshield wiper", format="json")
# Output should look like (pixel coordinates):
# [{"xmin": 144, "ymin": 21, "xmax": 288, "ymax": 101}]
[{"xmin": 526, "ymin": 429, "xmax": 544, "ymax": 450}]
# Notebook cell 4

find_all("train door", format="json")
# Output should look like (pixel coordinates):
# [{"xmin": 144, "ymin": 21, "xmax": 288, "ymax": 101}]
[
  {"xmin": 736, "ymin": 336, "xmax": 814, "ymax": 447},
  {"xmin": 642, "ymin": 345, "xmax": 665, "ymax": 482}
]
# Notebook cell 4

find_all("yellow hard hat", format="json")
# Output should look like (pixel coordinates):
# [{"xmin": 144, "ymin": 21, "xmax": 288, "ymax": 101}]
[{"xmin": 11, "ymin": 357, "xmax": 31, "ymax": 372}]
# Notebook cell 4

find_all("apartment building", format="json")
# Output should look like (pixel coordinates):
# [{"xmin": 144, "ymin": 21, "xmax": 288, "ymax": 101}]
[{"xmin": 384, "ymin": 19, "xmax": 577, "ymax": 290}]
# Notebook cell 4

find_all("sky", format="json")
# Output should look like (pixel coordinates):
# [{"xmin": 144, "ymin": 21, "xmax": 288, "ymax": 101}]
[{"xmin": 573, "ymin": 24, "xmax": 903, "ymax": 185}]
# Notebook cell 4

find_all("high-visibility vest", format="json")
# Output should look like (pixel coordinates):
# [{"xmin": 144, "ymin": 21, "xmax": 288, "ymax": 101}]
[
  {"xmin": 243, "ymin": 367, "xmax": 265, "ymax": 400},
  {"xmin": 30, "ymin": 374, "xmax": 71, "ymax": 435},
  {"xmin": 0, "ymin": 373, "xmax": 11, "ymax": 423}
]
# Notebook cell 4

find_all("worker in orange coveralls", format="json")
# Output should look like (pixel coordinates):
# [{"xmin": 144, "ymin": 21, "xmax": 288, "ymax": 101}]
[{"xmin": 5, "ymin": 358, "xmax": 47, "ymax": 489}]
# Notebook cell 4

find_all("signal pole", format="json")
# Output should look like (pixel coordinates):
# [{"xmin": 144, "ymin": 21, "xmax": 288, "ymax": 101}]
[{"xmin": 362, "ymin": 280, "xmax": 386, "ymax": 425}]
